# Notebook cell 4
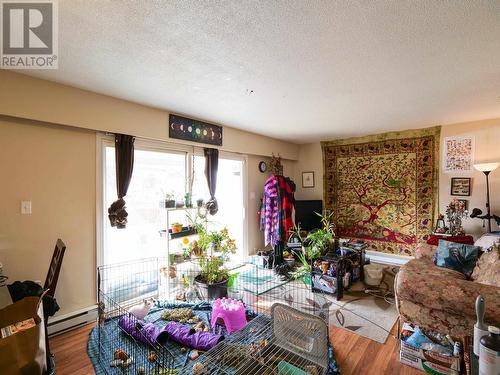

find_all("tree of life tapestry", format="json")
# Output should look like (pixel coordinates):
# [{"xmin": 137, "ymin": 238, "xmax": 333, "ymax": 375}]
[{"xmin": 322, "ymin": 126, "xmax": 440, "ymax": 256}]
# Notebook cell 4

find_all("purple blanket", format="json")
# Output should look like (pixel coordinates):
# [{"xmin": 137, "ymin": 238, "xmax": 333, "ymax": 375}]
[{"xmin": 118, "ymin": 315, "xmax": 223, "ymax": 351}]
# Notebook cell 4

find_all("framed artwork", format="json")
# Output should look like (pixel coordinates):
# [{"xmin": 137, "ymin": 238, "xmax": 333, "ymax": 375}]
[
  {"xmin": 169, "ymin": 114, "xmax": 223, "ymax": 146},
  {"xmin": 450, "ymin": 177, "xmax": 471, "ymax": 196},
  {"xmin": 443, "ymin": 136, "xmax": 474, "ymax": 173},
  {"xmin": 302, "ymin": 171, "xmax": 315, "ymax": 188}
]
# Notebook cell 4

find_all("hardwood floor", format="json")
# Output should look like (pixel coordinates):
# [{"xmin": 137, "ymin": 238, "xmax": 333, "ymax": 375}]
[{"xmin": 50, "ymin": 322, "xmax": 422, "ymax": 375}]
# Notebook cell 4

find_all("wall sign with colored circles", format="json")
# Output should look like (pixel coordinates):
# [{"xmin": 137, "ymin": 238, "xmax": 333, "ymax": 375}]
[{"xmin": 169, "ymin": 114, "xmax": 223, "ymax": 146}]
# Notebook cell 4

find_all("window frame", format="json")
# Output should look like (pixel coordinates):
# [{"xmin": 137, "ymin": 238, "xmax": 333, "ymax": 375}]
[{"xmin": 95, "ymin": 133, "xmax": 248, "ymax": 268}]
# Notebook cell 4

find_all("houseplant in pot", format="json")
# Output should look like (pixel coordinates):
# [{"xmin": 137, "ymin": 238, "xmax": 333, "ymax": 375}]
[
  {"xmin": 289, "ymin": 212, "xmax": 335, "ymax": 284},
  {"xmin": 192, "ymin": 225, "xmax": 237, "ymax": 300},
  {"xmin": 305, "ymin": 211, "xmax": 335, "ymax": 258},
  {"xmin": 164, "ymin": 192, "xmax": 175, "ymax": 208}
]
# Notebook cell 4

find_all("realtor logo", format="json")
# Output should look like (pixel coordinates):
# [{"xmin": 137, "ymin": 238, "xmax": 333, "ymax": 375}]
[{"xmin": 1, "ymin": 0, "xmax": 58, "ymax": 69}]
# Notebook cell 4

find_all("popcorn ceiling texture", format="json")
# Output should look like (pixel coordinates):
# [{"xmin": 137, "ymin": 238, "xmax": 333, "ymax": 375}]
[{"xmin": 25, "ymin": 1, "xmax": 500, "ymax": 143}]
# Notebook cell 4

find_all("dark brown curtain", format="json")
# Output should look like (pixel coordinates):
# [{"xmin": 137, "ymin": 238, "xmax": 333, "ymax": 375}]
[
  {"xmin": 204, "ymin": 148, "xmax": 219, "ymax": 215},
  {"xmin": 108, "ymin": 134, "xmax": 135, "ymax": 228}
]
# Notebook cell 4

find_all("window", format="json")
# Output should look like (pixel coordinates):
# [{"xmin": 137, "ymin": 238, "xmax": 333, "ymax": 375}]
[
  {"xmin": 103, "ymin": 144, "xmax": 187, "ymax": 265},
  {"xmin": 98, "ymin": 136, "xmax": 247, "ymax": 266},
  {"xmin": 192, "ymin": 155, "xmax": 246, "ymax": 260}
]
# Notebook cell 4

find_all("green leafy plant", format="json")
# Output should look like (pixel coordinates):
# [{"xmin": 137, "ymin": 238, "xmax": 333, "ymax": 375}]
[
  {"xmin": 293, "ymin": 251, "xmax": 311, "ymax": 275},
  {"xmin": 288, "ymin": 223, "xmax": 307, "ymax": 243},
  {"xmin": 305, "ymin": 211, "xmax": 335, "ymax": 258},
  {"xmin": 189, "ymin": 222, "xmax": 237, "ymax": 284}
]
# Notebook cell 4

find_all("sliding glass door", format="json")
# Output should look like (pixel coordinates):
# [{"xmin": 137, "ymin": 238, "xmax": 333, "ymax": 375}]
[
  {"xmin": 192, "ymin": 155, "xmax": 246, "ymax": 261},
  {"xmin": 100, "ymin": 137, "xmax": 247, "ymax": 266},
  {"xmin": 103, "ymin": 144, "xmax": 187, "ymax": 265}
]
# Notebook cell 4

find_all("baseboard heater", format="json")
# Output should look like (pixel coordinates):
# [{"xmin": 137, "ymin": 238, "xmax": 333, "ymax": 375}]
[
  {"xmin": 47, "ymin": 305, "xmax": 98, "ymax": 336},
  {"xmin": 366, "ymin": 251, "xmax": 412, "ymax": 266}
]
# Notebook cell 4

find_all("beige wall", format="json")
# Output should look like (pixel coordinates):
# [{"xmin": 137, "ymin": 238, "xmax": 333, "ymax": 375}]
[
  {"xmin": 294, "ymin": 143, "xmax": 323, "ymax": 200},
  {"xmin": 439, "ymin": 119, "xmax": 500, "ymax": 237},
  {"xmin": 0, "ymin": 71, "xmax": 299, "ymax": 161},
  {"xmin": 295, "ymin": 119, "xmax": 500, "ymax": 238},
  {"xmin": 0, "ymin": 72, "xmax": 300, "ymax": 316},
  {"xmin": 0, "ymin": 118, "xmax": 96, "ymax": 316}
]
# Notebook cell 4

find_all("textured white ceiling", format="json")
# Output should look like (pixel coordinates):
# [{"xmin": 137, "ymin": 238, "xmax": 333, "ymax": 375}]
[{"xmin": 23, "ymin": 0, "xmax": 500, "ymax": 143}]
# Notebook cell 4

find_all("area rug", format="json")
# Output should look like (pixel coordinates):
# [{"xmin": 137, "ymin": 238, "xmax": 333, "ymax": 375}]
[
  {"xmin": 322, "ymin": 126, "xmax": 440, "ymax": 256},
  {"xmin": 254, "ymin": 266, "xmax": 400, "ymax": 344}
]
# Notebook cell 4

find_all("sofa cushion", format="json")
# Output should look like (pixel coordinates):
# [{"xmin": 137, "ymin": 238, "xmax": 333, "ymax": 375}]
[
  {"xmin": 471, "ymin": 244, "xmax": 500, "ymax": 287},
  {"xmin": 398, "ymin": 299, "xmax": 476, "ymax": 338},
  {"xmin": 415, "ymin": 243, "xmax": 437, "ymax": 260},
  {"xmin": 435, "ymin": 240, "xmax": 480, "ymax": 278}
]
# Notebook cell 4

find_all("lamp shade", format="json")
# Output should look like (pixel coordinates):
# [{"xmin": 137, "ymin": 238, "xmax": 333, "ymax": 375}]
[{"xmin": 473, "ymin": 162, "xmax": 500, "ymax": 172}]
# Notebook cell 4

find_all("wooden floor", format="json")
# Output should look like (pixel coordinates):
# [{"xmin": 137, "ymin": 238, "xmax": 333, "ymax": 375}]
[{"xmin": 51, "ymin": 322, "xmax": 421, "ymax": 375}]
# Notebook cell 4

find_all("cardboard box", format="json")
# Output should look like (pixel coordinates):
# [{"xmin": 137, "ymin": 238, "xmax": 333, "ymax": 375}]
[
  {"xmin": 400, "ymin": 322, "xmax": 461, "ymax": 373},
  {"xmin": 400, "ymin": 351, "xmax": 460, "ymax": 375},
  {"xmin": 400, "ymin": 341, "xmax": 461, "ymax": 371}
]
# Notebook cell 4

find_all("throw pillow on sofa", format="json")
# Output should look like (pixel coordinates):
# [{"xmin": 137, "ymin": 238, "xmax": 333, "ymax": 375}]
[
  {"xmin": 471, "ymin": 243, "xmax": 500, "ymax": 287},
  {"xmin": 436, "ymin": 239, "xmax": 480, "ymax": 279}
]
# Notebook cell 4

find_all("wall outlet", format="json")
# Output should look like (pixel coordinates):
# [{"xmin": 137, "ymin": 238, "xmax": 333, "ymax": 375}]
[{"xmin": 21, "ymin": 201, "xmax": 32, "ymax": 215}]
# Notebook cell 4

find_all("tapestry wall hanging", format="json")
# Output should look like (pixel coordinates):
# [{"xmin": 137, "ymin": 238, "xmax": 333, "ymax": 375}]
[
  {"xmin": 322, "ymin": 126, "xmax": 441, "ymax": 256},
  {"xmin": 442, "ymin": 136, "xmax": 474, "ymax": 173},
  {"xmin": 169, "ymin": 114, "xmax": 223, "ymax": 146}
]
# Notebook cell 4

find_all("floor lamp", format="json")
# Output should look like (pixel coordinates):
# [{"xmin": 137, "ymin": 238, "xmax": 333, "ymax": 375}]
[{"xmin": 471, "ymin": 162, "xmax": 500, "ymax": 233}]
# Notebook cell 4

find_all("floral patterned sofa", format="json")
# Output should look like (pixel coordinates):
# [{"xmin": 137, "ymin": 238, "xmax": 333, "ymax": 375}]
[{"xmin": 395, "ymin": 240, "xmax": 500, "ymax": 338}]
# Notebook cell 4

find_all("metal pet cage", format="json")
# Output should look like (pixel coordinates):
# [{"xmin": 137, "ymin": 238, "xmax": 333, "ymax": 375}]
[
  {"xmin": 97, "ymin": 257, "xmax": 334, "ymax": 374},
  {"xmin": 183, "ymin": 303, "xmax": 329, "ymax": 375}
]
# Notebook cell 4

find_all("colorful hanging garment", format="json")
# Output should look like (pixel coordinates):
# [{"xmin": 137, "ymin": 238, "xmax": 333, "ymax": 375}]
[{"xmin": 260, "ymin": 175, "xmax": 295, "ymax": 246}]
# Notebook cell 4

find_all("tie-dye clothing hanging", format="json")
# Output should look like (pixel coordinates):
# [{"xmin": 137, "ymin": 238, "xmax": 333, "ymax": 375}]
[{"xmin": 260, "ymin": 175, "xmax": 296, "ymax": 246}]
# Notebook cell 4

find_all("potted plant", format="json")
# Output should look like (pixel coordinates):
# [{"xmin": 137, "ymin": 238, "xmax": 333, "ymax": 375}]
[
  {"xmin": 184, "ymin": 192, "xmax": 193, "ymax": 208},
  {"xmin": 171, "ymin": 222, "xmax": 183, "ymax": 233},
  {"xmin": 305, "ymin": 212, "xmax": 335, "ymax": 258},
  {"xmin": 164, "ymin": 192, "xmax": 175, "ymax": 208},
  {"xmin": 191, "ymin": 225, "xmax": 237, "ymax": 300},
  {"xmin": 292, "ymin": 251, "xmax": 312, "ymax": 285},
  {"xmin": 288, "ymin": 212, "xmax": 335, "ymax": 284}
]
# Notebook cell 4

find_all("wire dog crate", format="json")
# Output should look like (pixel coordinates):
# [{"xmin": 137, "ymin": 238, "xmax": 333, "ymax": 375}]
[
  {"xmin": 97, "ymin": 258, "xmax": 178, "ymax": 374},
  {"xmin": 183, "ymin": 303, "xmax": 329, "ymax": 375},
  {"xmin": 97, "ymin": 257, "xmax": 335, "ymax": 374}
]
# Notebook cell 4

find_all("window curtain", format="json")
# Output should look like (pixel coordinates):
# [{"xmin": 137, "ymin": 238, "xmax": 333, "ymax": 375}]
[
  {"xmin": 204, "ymin": 148, "xmax": 219, "ymax": 215},
  {"xmin": 108, "ymin": 134, "xmax": 135, "ymax": 228}
]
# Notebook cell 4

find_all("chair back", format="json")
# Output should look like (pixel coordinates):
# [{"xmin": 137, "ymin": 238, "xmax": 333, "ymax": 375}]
[{"xmin": 43, "ymin": 239, "xmax": 66, "ymax": 298}]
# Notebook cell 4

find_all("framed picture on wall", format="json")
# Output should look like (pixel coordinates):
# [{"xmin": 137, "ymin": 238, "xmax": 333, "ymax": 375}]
[
  {"xmin": 450, "ymin": 177, "xmax": 471, "ymax": 196},
  {"xmin": 302, "ymin": 171, "xmax": 315, "ymax": 188},
  {"xmin": 443, "ymin": 136, "xmax": 475, "ymax": 173}
]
